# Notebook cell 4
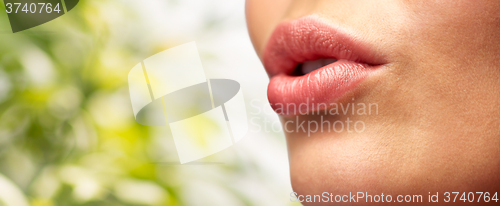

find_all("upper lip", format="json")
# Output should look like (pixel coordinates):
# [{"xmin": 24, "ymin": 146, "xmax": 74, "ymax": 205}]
[{"xmin": 263, "ymin": 15, "xmax": 386, "ymax": 77}]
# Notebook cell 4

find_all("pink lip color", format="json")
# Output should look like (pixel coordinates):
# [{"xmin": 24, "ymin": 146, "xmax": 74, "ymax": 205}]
[{"xmin": 263, "ymin": 16, "xmax": 385, "ymax": 116}]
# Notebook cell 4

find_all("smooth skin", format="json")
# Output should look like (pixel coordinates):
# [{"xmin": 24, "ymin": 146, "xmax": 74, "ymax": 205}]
[{"xmin": 246, "ymin": 0, "xmax": 500, "ymax": 205}]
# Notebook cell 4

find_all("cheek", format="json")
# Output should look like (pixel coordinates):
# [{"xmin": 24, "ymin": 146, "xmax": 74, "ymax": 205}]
[
  {"xmin": 400, "ymin": 0, "xmax": 500, "ymax": 108},
  {"xmin": 245, "ymin": 0, "xmax": 292, "ymax": 57},
  {"xmin": 405, "ymin": 0, "xmax": 500, "ymax": 55}
]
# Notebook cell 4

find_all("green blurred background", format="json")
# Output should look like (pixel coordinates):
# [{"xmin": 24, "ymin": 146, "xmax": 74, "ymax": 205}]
[{"xmin": 0, "ymin": 0, "xmax": 298, "ymax": 205}]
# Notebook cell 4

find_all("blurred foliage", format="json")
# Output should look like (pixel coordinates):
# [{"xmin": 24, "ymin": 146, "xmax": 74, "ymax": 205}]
[{"xmin": 0, "ymin": 0, "xmax": 297, "ymax": 206}]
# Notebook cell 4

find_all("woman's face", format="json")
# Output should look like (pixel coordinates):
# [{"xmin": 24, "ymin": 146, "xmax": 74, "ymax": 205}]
[{"xmin": 246, "ymin": 0, "xmax": 500, "ymax": 205}]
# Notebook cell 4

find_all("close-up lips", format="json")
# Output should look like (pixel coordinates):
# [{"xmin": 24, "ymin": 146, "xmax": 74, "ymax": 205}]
[{"xmin": 263, "ymin": 15, "xmax": 388, "ymax": 116}]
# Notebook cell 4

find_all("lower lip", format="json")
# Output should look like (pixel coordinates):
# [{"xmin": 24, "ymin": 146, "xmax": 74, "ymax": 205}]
[{"xmin": 267, "ymin": 59, "xmax": 376, "ymax": 116}]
